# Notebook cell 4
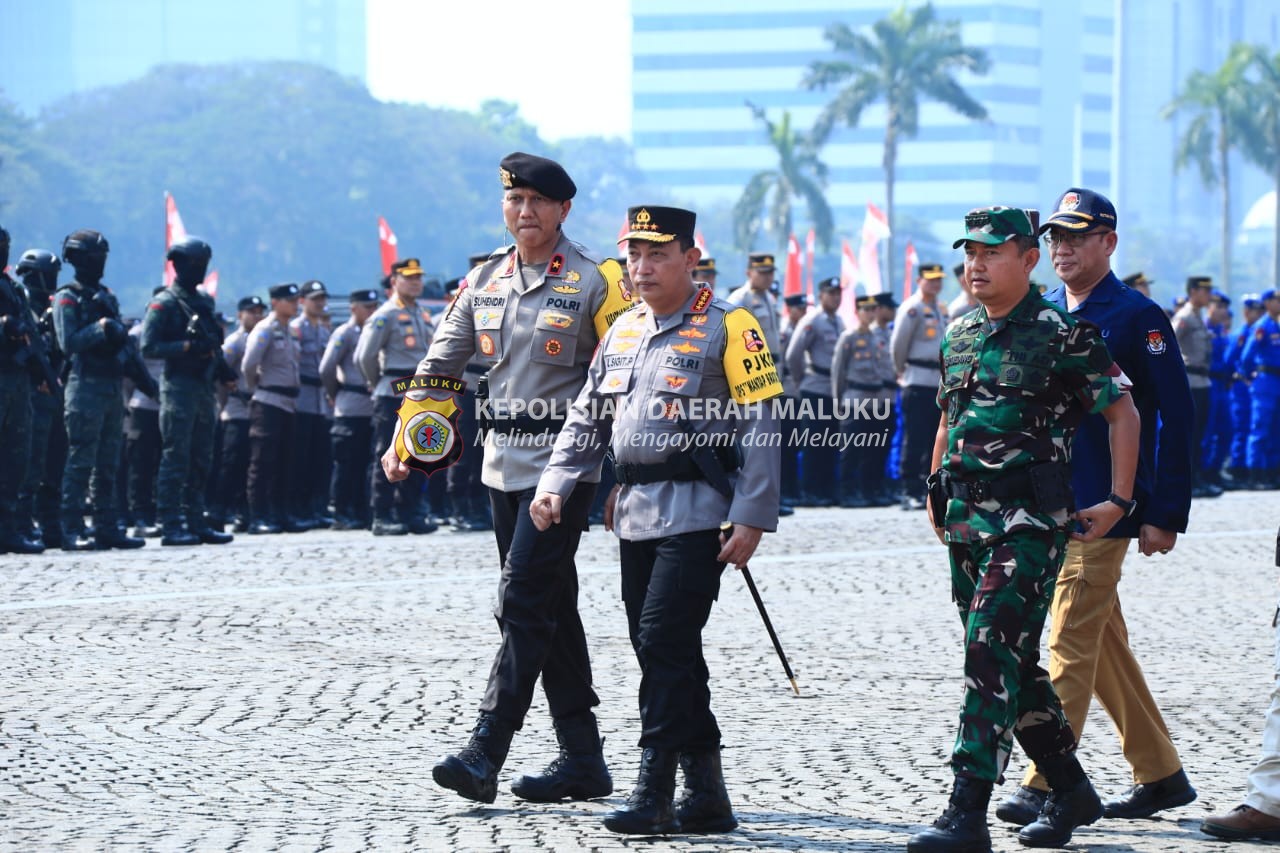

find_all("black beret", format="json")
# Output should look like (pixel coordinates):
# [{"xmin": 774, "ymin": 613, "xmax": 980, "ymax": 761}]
[
  {"xmin": 237, "ymin": 295, "xmax": 265, "ymax": 311},
  {"xmin": 269, "ymin": 283, "xmax": 300, "ymax": 299},
  {"xmin": 499, "ymin": 152, "xmax": 576, "ymax": 201}
]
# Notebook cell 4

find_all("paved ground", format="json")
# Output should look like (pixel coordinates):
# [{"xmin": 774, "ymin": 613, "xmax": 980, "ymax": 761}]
[{"xmin": 2, "ymin": 492, "xmax": 1277, "ymax": 851}]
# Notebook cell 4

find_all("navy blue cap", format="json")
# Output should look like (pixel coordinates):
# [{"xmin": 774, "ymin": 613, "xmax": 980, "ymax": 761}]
[
  {"xmin": 1186, "ymin": 275, "xmax": 1213, "ymax": 293},
  {"xmin": 1211, "ymin": 289, "xmax": 1230, "ymax": 305},
  {"xmin": 783, "ymin": 293, "xmax": 807, "ymax": 308},
  {"xmin": 817, "ymin": 276, "xmax": 842, "ymax": 292},
  {"xmin": 1243, "ymin": 293, "xmax": 1263, "ymax": 308},
  {"xmin": 300, "ymin": 279, "xmax": 327, "ymax": 298},
  {"xmin": 237, "ymin": 295, "xmax": 265, "ymax": 311},
  {"xmin": 269, "ymin": 283, "xmax": 300, "ymax": 299},
  {"xmin": 874, "ymin": 292, "xmax": 898, "ymax": 309},
  {"xmin": 348, "ymin": 289, "xmax": 379, "ymax": 304},
  {"xmin": 1040, "ymin": 188, "xmax": 1118, "ymax": 234},
  {"xmin": 1262, "ymin": 289, "xmax": 1278, "ymax": 302}
]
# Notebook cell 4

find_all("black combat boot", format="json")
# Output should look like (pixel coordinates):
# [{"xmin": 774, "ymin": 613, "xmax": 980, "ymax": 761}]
[
  {"xmin": 432, "ymin": 713, "xmax": 515, "ymax": 804},
  {"xmin": 161, "ymin": 519, "xmax": 200, "ymax": 547},
  {"xmin": 603, "ymin": 747, "xmax": 680, "ymax": 835},
  {"xmin": 0, "ymin": 529, "xmax": 44, "ymax": 554},
  {"xmin": 674, "ymin": 748, "xmax": 738, "ymax": 833},
  {"xmin": 95, "ymin": 522, "xmax": 146, "ymax": 550},
  {"xmin": 908, "ymin": 776, "xmax": 993, "ymax": 853},
  {"xmin": 1017, "ymin": 753, "xmax": 1103, "ymax": 848},
  {"xmin": 510, "ymin": 712, "xmax": 612, "ymax": 802},
  {"xmin": 195, "ymin": 524, "xmax": 234, "ymax": 545},
  {"xmin": 60, "ymin": 515, "xmax": 99, "ymax": 551}
]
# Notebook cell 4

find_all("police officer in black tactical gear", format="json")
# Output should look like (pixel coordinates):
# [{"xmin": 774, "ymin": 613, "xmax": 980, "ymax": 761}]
[
  {"xmin": 0, "ymin": 226, "xmax": 46, "ymax": 553},
  {"xmin": 140, "ymin": 236, "xmax": 236, "ymax": 546},
  {"xmin": 52, "ymin": 229, "xmax": 148, "ymax": 550},
  {"xmin": 14, "ymin": 248, "xmax": 69, "ymax": 549}
]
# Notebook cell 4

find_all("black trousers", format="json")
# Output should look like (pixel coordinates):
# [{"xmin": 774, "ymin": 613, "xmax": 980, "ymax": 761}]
[
  {"xmin": 290, "ymin": 411, "xmax": 331, "ymax": 518},
  {"xmin": 247, "ymin": 401, "xmax": 294, "ymax": 524},
  {"xmin": 126, "ymin": 406, "xmax": 161, "ymax": 523},
  {"xmin": 330, "ymin": 415, "xmax": 372, "ymax": 524},
  {"xmin": 840, "ymin": 400, "xmax": 893, "ymax": 498},
  {"xmin": 370, "ymin": 396, "xmax": 422, "ymax": 521},
  {"xmin": 480, "ymin": 482, "xmax": 599, "ymax": 728},
  {"xmin": 900, "ymin": 384, "xmax": 939, "ymax": 499},
  {"xmin": 215, "ymin": 418, "xmax": 250, "ymax": 520},
  {"xmin": 1190, "ymin": 386, "xmax": 1210, "ymax": 483},
  {"xmin": 620, "ymin": 529, "xmax": 725, "ymax": 751},
  {"xmin": 799, "ymin": 391, "xmax": 838, "ymax": 502}
]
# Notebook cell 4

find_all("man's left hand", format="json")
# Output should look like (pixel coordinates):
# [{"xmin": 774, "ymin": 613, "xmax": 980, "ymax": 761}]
[
  {"xmin": 1071, "ymin": 501, "xmax": 1125, "ymax": 542},
  {"xmin": 718, "ymin": 523, "xmax": 763, "ymax": 568}
]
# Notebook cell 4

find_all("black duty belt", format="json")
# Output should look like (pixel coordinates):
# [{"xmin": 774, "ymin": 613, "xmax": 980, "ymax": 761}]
[
  {"xmin": 845, "ymin": 381, "xmax": 883, "ymax": 393},
  {"xmin": 614, "ymin": 445, "xmax": 740, "ymax": 486},
  {"xmin": 229, "ymin": 390, "xmax": 251, "ymax": 402},
  {"xmin": 809, "ymin": 364, "xmax": 832, "ymax": 377},
  {"xmin": 939, "ymin": 467, "xmax": 1038, "ymax": 503},
  {"xmin": 464, "ymin": 364, "xmax": 488, "ymax": 376},
  {"xmin": 382, "ymin": 368, "xmax": 416, "ymax": 381},
  {"xmin": 489, "ymin": 415, "xmax": 565, "ymax": 436},
  {"xmin": 300, "ymin": 375, "xmax": 322, "ymax": 387},
  {"xmin": 259, "ymin": 384, "xmax": 300, "ymax": 398},
  {"xmin": 339, "ymin": 382, "xmax": 368, "ymax": 394},
  {"xmin": 907, "ymin": 357, "xmax": 939, "ymax": 370},
  {"xmin": 1185, "ymin": 365, "xmax": 1209, "ymax": 376},
  {"xmin": 1259, "ymin": 365, "xmax": 1280, "ymax": 377},
  {"xmin": 883, "ymin": 380, "xmax": 898, "ymax": 390}
]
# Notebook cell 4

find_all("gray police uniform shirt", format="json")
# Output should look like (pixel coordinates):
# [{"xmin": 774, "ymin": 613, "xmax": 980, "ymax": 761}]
[
  {"xmin": 779, "ymin": 318, "xmax": 800, "ymax": 398},
  {"xmin": 1171, "ymin": 302, "xmax": 1211, "ymax": 390},
  {"xmin": 355, "ymin": 296, "xmax": 434, "ymax": 398},
  {"xmin": 727, "ymin": 283, "xmax": 789, "ymax": 395},
  {"xmin": 127, "ymin": 323, "xmax": 161, "ymax": 413},
  {"xmin": 890, "ymin": 292, "xmax": 947, "ymax": 387},
  {"xmin": 417, "ymin": 233, "xmax": 633, "ymax": 493},
  {"xmin": 832, "ymin": 325, "xmax": 895, "ymax": 403},
  {"xmin": 241, "ymin": 313, "xmax": 300, "ymax": 413},
  {"xmin": 785, "ymin": 308, "xmax": 844, "ymax": 397},
  {"xmin": 320, "ymin": 318, "xmax": 374, "ymax": 419},
  {"xmin": 537, "ymin": 285, "xmax": 784, "ymax": 541},
  {"xmin": 220, "ymin": 325, "xmax": 252, "ymax": 422},
  {"xmin": 291, "ymin": 314, "xmax": 333, "ymax": 416}
]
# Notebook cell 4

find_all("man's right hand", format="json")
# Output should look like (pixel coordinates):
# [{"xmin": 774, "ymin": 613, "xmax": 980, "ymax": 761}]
[
  {"xmin": 380, "ymin": 444, "xmax": 410, "ymax": 482},
  {"xmin": 529, "ymin": 492, "xmax": 563, "ymax": 531}
]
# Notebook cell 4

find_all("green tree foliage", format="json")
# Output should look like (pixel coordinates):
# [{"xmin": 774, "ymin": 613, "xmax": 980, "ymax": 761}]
[
  {"xmin": 1234, "ymin": 45, "xmax": 1280, "ymax": 289},
  {"xmin": 1162, "ymin": 44, "xmax": 1253, "ymax": 291},
  {"xmin": 0, "ymin": 62, "xmax": 643, "ymax": 313},
  {"xmin": 732, "ymin": 104, "xmax": 833, "ymax": 254},
  {"xmin": 803, "ymin": 2, "xmax": 989, "ymax": 286}
]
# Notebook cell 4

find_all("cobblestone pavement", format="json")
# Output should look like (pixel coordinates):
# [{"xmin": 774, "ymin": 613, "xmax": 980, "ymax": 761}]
[{"xmin": 2, "ymin": 493, "xmax": 1277, "ymax": 851}]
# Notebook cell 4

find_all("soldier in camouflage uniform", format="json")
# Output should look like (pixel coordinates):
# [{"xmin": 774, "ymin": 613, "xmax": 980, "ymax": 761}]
[
  {"xmin": 381, "ymin": 152, "xmax": 631, "ymax": 806},
  {"xmin": 53, "ymin": 230, "xmax": 147, "ymax": 551},
  {"xmin": 908, "ymin": 207, "xmax": 1140, "ymax": 853}
]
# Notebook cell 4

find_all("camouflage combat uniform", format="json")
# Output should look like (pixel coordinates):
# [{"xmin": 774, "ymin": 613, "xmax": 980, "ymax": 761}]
[{"xmin": 936, "ymin": 285, "xmax": 1130, "ymax": 782}]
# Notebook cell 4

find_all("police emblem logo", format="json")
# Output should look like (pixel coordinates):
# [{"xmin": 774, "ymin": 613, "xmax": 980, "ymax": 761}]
[
  {"xmin": 483, "ymin": 279, "xmax": 502, "ymax": 292},
  {"xmin": 392, "ymin": 374, "xmax": 468, "ymax": 476},
  {"xmin": 564, "ymin": 270, "xmax": 581, "ymax": 284},
  {"xmin": 551, "ymin": 284, "xmax": 581, "ymax": 294},
  {"xmin": 1145, "ymin": 330, "xmax": 1166, "ymax": 355},
  {"xmin": 1059, "ymin": 192, "xmax": 1080, "ymax": 211},
  {"xmin": 677, "ymin": 328, "xmax": 707, "ymax": 339},
  {"xmin": 664, "ymin": 375, "xmax": 688, "ymax": 390},
  {"xmin": 689, "ymin": 314, "xmax": 708, "ymax": 326},
  {"xmin": 499, "ymin": 166, "xmax": 514, "ymax": 188},
  {"xmin": 742, "ymin": 328, "xmax": 765, "ymax": 353},
  {"xmin": 545, "ymin": 338, "xmax": 563, "ymax": 356},
  {"xmin": 671, "ymin": 341, "xmax": 702, "ymax": 355},
  {"xmin": 479, "ymin": 333, "xmax": 496, "ymax": 356},
  {"xmin": 543, "ymin": 311, "xmax": 573, "ymax": 329}
]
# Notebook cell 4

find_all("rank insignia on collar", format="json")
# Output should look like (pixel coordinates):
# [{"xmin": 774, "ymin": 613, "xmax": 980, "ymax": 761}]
[
  {"xmin": 691, "ymin": 287, "xmax": 712, "ymax": 313},
  {"xmin": 677, "ymin": 328, "xmax": 707, "ymax": 339},
  {"xmin": 551, "ymin": 284, "xmax": 581, "ymax": 294},
  {"xmin": 547, "ymin": 255, "xmax": 565, "ymax": 276},
  {"xmin": 671, "ymin": 341, "xmax": 702, "ymax": 355},
  {"xmin": 563, "ymin": 270, "xmax": 581, "ymax": 284}
]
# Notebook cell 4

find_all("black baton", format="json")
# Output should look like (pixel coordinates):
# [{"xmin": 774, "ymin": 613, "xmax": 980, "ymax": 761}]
[{"xmin": 721, "ymin": 522, "xmax": 800, "ymax": 696}]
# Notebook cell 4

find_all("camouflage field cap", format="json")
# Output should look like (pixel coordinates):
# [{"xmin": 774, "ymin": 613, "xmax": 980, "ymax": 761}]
[{"xmin": 952, "ymin": 206, "xmax": 1039, "ymax": 248}]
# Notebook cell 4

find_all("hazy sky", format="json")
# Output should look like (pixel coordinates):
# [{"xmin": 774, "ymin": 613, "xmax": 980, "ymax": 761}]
[{"xmin": 365, "ymin": 0, "xmax": 633, "ymax": 142}]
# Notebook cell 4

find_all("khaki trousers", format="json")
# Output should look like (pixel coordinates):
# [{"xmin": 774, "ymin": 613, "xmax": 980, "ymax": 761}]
[{"xmin": 1023, "ymin": 537, "xmax": 1183, "ymax": 790}]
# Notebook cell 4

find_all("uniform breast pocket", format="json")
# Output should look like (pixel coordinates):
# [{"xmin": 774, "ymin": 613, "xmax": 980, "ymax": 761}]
[
  {"xmin": 942, "ymin": 360, "xmax": 972, "ymax": 391},
  {"xmin": 475, "ymin": 330, "xmax": 503, "ymax": 362},
  {"xmin": 652, "ymin": 367, "xmax": 703, "ymax": 398},
  {"xmin": 530, "ymin": 328, "xmax": 578, "ymax": 366},
  {"xmin": 600, "ymin": 367, "xmax": 634, "ymax": 395},
  {"xmin": 996, "ymin": 359, "xmax": 1051, "ymax": 397}
]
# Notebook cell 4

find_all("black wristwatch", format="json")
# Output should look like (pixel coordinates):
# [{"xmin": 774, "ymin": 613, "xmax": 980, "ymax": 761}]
[{"xmin": 1106, "ymin": 492, "xmax": 1137, "ymax": 517}]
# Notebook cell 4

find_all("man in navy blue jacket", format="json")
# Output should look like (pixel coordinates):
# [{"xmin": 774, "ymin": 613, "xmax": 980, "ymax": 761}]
[{"xmin": 996, "ymin": 188, "xmax": 1198, "ymax": 827}]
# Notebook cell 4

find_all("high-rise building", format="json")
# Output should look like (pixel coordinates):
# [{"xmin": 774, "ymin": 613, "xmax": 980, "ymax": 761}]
[
  {"xmin": 2, "ymin": 0, "xmax": 366, "ymax": 118},
  {"xmin": 632, "ymin": 0, "xmax": 1116, "ymax": 255}
]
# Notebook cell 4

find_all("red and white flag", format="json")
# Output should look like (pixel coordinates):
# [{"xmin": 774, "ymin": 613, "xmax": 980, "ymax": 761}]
[
  {"xmin": 378, "ymin": 216, "xmax": 398, "ymax": 276},
  {"xmin": 694, "ymin": 229, "xmax": 708, "ymax": 257},
  {"xmin": 804, "ymin": 228, "xmax": 815, "ymax": 298},
  {"xmin": 903, "ymin": 241, "xmax": 919, "ymax": 301},
  {"xmin": 858, "ymin": 202, "xmax": 891, "ymax": 295},
  {"xmin": 783, "ymin": 234, "xmax": 803, "ymax": 297},
  {"xmin": 163, "ymin": 192, "xmax": 188, "ymax": 287},
  {"xmin": 838, "ymin": 238, "xmax": 859, "ymax": 326}
]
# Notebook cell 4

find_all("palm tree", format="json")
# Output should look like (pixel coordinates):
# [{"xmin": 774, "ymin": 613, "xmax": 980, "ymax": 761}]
[
  {"xmin": 1161, "ymin": 44, "xmax": 1253, "ymax": 291},
  {"xmin": 803, "ymin": 2, "xmax": 989, "ymax": 286},
  {"xmin": 732, "ymin": 103, "xmax": 834, "ymax": 254},
  {"xmin": 1235, "ymin": 45, "xmax": 1280, "ymax": 289}
]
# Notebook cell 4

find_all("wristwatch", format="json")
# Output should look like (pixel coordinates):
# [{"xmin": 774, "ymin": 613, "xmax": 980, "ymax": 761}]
[{"xmin": 1106, "ymin": 492, "xmax": 1138, "ymax": 516}]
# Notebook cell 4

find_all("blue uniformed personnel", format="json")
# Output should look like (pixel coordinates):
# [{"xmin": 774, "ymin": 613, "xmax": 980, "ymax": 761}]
[
  {"xmin": 1227, "ymin": 294, "xmax": 1265, "ymax": 486},
  {"xmin": 1203, "ymin": 290, "xmax": 1234, "ymax": 490},
  {"xmin": 1240, "ymin": 289, "xmax": 1280, "ymax": 489},
  {"xmin": 381, "ymin": 152, "xmax": 632, "ymax": 806},
  {"xmin": 53, "ymin": 230, "xmax": 147, "ymax": 550},
  {"xmin": 241, "ymin": 283, "xmax": 303, "ymax": 533},
  {"xmin": 532, "ymin": 204, "xmax": 783, "ymax": 835},
  {"xmin": 320, "ymin": 289, "xmax": 379, "ymax": 529}
]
